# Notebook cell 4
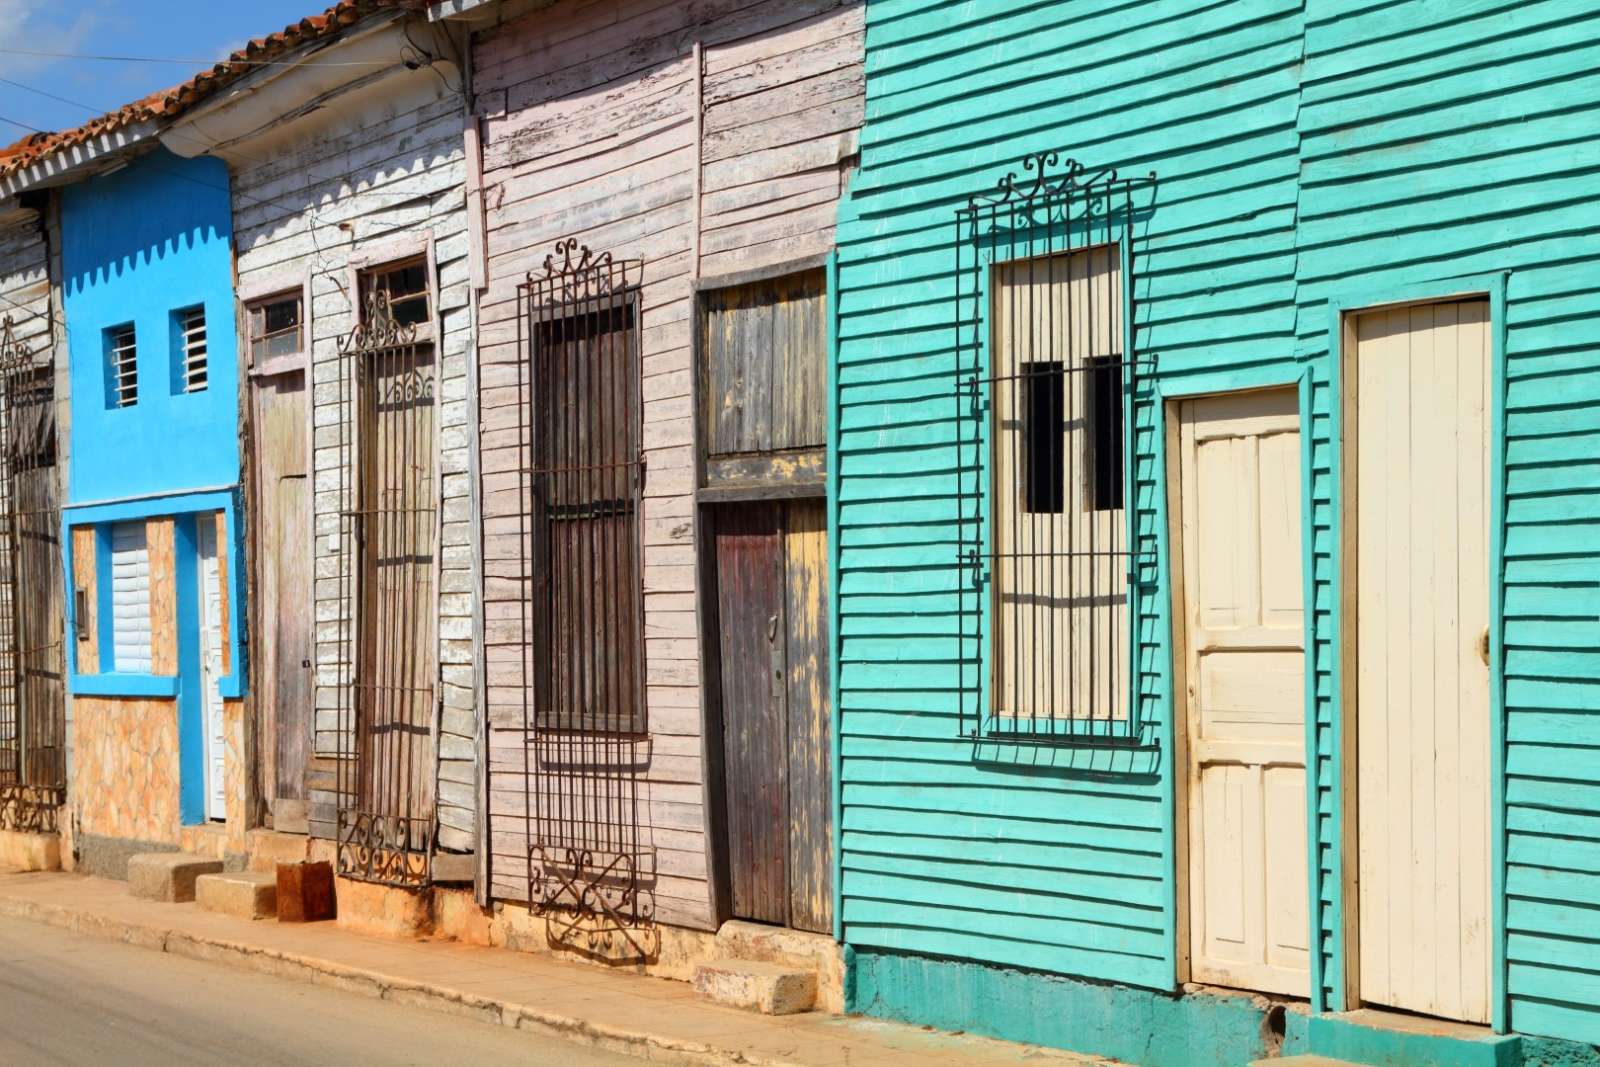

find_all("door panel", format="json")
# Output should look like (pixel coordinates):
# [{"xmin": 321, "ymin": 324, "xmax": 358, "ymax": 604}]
[
  {"xmin": 715, "ymin": 503, "xmax": 788, "ymax": 925},
  {"xmin": 197, "ymin": 515, "xmax": 226, "ymax": 822},
  {"xmin": 1179, "ymin": 386, "xmax": 1309, "ymax": 997},
  {"xmin": 783, "ymin": 499, "xmax": 831, "ymax": 934},
  {"xmin": 253, "ymin": 370, "xmax": 312, "ymax": 830},
  {"xmin": 1355, "ymin": 300, "xmax": 1490, "ymax": 1023}
]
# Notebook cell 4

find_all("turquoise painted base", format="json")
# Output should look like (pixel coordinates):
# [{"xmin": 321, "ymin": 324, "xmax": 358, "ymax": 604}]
[
  {"xmin": 1523, "ymin": 1036, "xmax": 1600, "ymax": 1067},
  {"xmin": 1307, "ymin": 1012, "xmax": 1520, "ymax": 1067},
  {"xmin": 845, "ymin": 948, "xmax": 1310, "ymax": 1067}
]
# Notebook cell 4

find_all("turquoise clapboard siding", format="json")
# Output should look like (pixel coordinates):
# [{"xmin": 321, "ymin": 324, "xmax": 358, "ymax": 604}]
[
  {"xmin": 835, "ymin": 0, "xmax": 1600, "ymax": 1050},
  {"xmin": 1296, "ymin": 0, "xmax": 1600, "ymax": 1044},
  {"xmin": 835, "ymin": 0, "xmax": 1307, "ymax": 994}
]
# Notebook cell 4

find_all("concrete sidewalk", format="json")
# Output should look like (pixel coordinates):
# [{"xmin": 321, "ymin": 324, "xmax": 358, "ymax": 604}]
[{"xmin": 0, "ymin": 870, "xmax": 1107, "ymax": 1067}]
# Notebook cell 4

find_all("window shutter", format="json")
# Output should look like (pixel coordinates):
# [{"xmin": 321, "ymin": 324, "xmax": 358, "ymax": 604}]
[{"xmin": 110, "ymin": 521, "xmax": 152, "ymax": 673}]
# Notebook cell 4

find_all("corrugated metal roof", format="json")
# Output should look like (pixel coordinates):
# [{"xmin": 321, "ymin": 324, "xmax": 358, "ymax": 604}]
[{"xmin": 0, "ymin": 0, "xmax": 428, "ymax": 181}]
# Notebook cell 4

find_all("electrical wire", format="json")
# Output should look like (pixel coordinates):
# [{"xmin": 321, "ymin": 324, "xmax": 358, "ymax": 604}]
[{"xmin": 0, "ymin": 47, "xmax": 401, "ymax": 69}]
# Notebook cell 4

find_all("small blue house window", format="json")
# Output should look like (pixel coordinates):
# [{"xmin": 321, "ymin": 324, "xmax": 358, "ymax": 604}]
[
  {"xmin": 172, "ymin": 306, "xmax": 208, "ymax": 393},
  {"xmin": 105, "ymin": 323, "xmax": 138, "ymax": 408}
]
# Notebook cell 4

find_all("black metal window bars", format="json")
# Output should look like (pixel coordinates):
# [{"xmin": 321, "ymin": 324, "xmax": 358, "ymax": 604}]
[
  {"xmin": 955, "ymin": 154, "xmax": 1155, "ymax": 743},
  {"xmin": 335, "ymin": 287, "xmax": 438, "ymax": 888},
  {"xmin": 0, "ymin": 314, "xmax": 64, "ymax": 831},
  {"xmin": 517, "ymin": 238, "xmax": 656, "ymax": 959}
]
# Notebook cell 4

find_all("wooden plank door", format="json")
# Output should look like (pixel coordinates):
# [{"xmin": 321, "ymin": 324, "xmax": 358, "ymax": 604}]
[
  {"xmin": 715, "ymin": 503, "xmax": 788, "ymax": 925},
  {"xmin": 713, "ymin": 500, "xmax": 832, "ymax": 933},
  {"xmin": 1176, "ymin": 387, "xmax": 1309, "ymax": 997},
  {"xmin": 252, "ymin": 370, "xmax": 312, "ymax": 832},
  {"xmin": 197, "ymin": 516, "xmax": 227, "ymax": 822},
  {"xmin": 783, "ymin": 498, "xmax": 831, "ymax": 934},
  {"xmin": 1354, "ymin": 300, "xmax": 1491, "ymax": 1023}
]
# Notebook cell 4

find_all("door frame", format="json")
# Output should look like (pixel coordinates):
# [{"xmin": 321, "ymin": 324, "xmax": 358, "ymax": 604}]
[
  {"xmin": 1156, "ymin": 371, "xmax": 1317, "ymax": 992},
  {"xmin": 1328, "ymin": 273, "xmax": 1509, "ymax": 1030},
  {"xmin": 240, "ymin": 270, "xmax": 315, "ymax": 832}
]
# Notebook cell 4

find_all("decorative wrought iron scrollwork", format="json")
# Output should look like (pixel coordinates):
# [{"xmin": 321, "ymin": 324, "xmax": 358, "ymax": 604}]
[
  {"xmin": 954, "ymin": 152, "xmax": 1157, "ymax": 747},
  {"xmin": 532, "ymin": 237, "xmax": 640, "ymax": 306},
  {"xmin": 0, "ymin": 784, "xmax": 61, "ymax": 834},
  {"xmin": 339, "ymin": 290, "xmax": 419, "ymax": 357},
  {"xmin": 0, "ymin": 315, "xmax": 31, "ymax": 374},
  {"xmin": 532, "ymin": 844, "xmax": 659, "ymax": 961},
  {"xmin": 337, "ymin": 809, "xmax": 431, "ymax": 888},
  {"xmin": 333, "ymin": 274, "xmax": 438, "ymax": 889}
]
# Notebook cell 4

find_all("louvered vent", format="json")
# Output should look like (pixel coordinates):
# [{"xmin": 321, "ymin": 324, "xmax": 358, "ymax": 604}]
[
  {"xmin": 107, "ymin": 325, "xmax": 137, "ymax": 408},
  {"xmin": 179, "ymin": 307, "xmax": 208, "ymax": 393}
]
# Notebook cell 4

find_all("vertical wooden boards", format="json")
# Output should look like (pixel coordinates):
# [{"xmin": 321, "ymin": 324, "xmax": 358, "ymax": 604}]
[
  {"xmin": 147, "ymin": 519, "xmax": 175, "ymax": 676},
  {"xmin": 1176, "ymin": 387, "xmax": 1307, "ymax": 998},
  {"xmin": 990, "ymin": 249, "xmax": 1128, "ymax": 722},
  {"xmin": 252, "ymin": 369, "xmax": 313, "ymax": 825},
  {"xmin": 784, "ymin": 498, "xmax": 831, "ymax": 934},
  {"xmin": 1354, "ymin": 301, "xmax": 1490, "ymax": 1024},
  {"xmin": 715, "ymin": 502, "xmax": 787, "ymax": 925},
  {"xmin": 704, "ymin": 269, "xmax": 827, "ymax": 458},
  {"xmin": 196, "ymin": 514, "xmax": 227, "ymax": 821},
  {"xmin": 71, "ymin": 526, "xmax": 97, "ymax": 674},
  {"xmin": 357, "ymin": 343, "xmax": 438, "ymax": 831}
]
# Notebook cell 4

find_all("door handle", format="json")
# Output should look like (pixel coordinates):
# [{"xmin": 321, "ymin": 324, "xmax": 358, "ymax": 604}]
[
  {"xmin": 1479, "ymin": 627, "xmax": 1490, "ymax": 667},
  {"xmin": 768, "ymin": 614, "xmax": 784, "ymax": 698}
]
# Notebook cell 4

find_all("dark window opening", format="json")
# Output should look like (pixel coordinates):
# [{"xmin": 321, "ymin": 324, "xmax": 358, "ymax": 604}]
[
  {"xmin": 361, "ymin": 258, "xmax": 430, "ymax": 328},
  {"xmin": 247, "ymin": 291, "xmax": 303, "ymax": 360},
  {"xmin": 1086, "ymin": 355, "xmax": 1124, "ymax": 512},
  {"xmin": 1021, "ymin": 360, "xmax": 1064, "ymax": 514}
]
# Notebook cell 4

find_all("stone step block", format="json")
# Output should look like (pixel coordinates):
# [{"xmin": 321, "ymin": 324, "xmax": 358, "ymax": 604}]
[
  {"xmin": 276, "ymin": 860, "xmax": 336, "ymax": 923},
  {"xmin": 692, "ymin": 959, "xmax": 816, "ymax": 1015},
  {"xmin": 127, "ymin": 852, "xmax": 224, "ymax": 903},
  {"xmin": 246, "ymin": 830, "xmax": 309, "ymax": 873},
  {"xmin": 196, "ymin": 871, "xmax": 278, "ymax": 920}
]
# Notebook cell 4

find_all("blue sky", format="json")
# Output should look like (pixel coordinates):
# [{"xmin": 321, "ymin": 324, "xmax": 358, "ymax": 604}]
[{"xmin": 0, "ymin": 0, "xmax": 324, "ymax": 142}]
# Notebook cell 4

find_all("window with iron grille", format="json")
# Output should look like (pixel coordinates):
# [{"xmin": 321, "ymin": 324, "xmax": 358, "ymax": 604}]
[
  {"xmin": 175, "ymin": 306, "xmax": 208, "ymax": 393},
  {"xmin": 955, "ymin": 154, "xmax": 1154, "ymax": 742},
  {"xmin": 360, "ymin": 257, "xmax": 430, "ymax": 329},
  {"xmin": 528, "ymin": 298, "xmax": 644, "ymax": 735},
  {"xmin": 105, "ymin": 323, "xmax": 137, "ymax": 408}
]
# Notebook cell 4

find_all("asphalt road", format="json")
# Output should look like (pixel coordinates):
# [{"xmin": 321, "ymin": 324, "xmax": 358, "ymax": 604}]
[{"xmin": 0, "ymin": 915, "xmax": 644, "ymax": 1066}]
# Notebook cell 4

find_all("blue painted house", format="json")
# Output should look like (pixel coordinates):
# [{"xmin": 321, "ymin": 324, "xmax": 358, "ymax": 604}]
[
  {"xmin": 831, "ymin": 2, "xmax": 1600, "ymax": 1065},
  {"xmin": 59, "ymin": 146, "xmax": 247, "ymax": 865}
]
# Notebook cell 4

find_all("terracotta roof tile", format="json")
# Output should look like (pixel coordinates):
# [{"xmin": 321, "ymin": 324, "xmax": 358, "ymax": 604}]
[{"xmin": 0, "ymin": 0, "xmax": 428, "ymax": 182}]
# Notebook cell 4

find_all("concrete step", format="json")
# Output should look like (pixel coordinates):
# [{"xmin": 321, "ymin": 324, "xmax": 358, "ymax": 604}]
[
  {"xmin": 1307, "ymin": 1009, "xmax": 1521, "ymax": 1067},
  {"xmin": 246, "ymin": 830, "xmax": 309, "ymax": 873},
  {"xmin": 0, "ymin": 829, "xmax": 60, "ymax": 872},
  {"xmin": 692, "ymin": 959, "xmax": 816, "ymax": 1015},
  {"xmin": 195, "ymin": 871, "xmax": 278, "ymax": 920},
  {"xmin": 127, "ymin": 853, "xmax": 224, "ymax": 903},
  {"xmin": 714, "ymin": 920, "xmax": 844, "ymax": 1012}
]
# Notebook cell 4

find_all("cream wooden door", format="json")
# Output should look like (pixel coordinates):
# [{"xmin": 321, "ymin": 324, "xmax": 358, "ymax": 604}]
[
  {"xmin": 1177, "ymin": 387, "xmax": 1309, "ymax": 997},
  {"xmin": 197, "ymin": 516, "xmax": 227, "ymax": 822},
  {"xmin": 1354, "ymin": 300, "xmax": 1491, "ymax": 1023}
]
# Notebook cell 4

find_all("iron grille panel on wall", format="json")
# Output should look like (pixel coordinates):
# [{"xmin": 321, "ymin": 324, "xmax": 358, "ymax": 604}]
[
  {"xmin": 335, "ymin": 289, "xmax": 437, "ymax": 888},
  {"xmin": 0, "ymin": 314, "xmax": 64, "ymax": 832},
  {"xmin": 955, "ymin": 154, "xmax": 1154, "ymax": 743},
  {"xmin": 517, "ymin": 238, "xmax": 656, "ymax": 959}
]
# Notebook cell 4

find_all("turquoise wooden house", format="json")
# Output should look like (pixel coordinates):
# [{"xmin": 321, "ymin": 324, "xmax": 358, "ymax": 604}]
[{"xmin": 830, "ymin": 2, "xmax": 1600, "ymax": 1065}]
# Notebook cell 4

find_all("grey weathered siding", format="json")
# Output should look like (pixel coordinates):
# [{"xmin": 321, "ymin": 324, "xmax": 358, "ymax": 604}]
[
  {"xmin": 224, "ymin": 32, "xmax": 479, "ymax": 851},
  {"xmin": 472, "ymin": 0, "xmax": 861, "ymax": 929}
]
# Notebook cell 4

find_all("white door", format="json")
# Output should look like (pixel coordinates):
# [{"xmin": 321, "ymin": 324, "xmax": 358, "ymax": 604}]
[
  {"xmin": 196, "ymin": 516, "xmax": 227, "ymax": 822},
  {"xmin": 1177, "ymin": 387, "xmax": 1309, "ymax": 997},
  {"xmin": 1354, "ymin": 300, "xmax": 1491, "ymax": 1023}
]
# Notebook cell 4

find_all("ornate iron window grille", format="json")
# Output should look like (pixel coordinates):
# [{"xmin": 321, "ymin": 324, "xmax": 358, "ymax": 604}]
[
  {"xmin": 517, "ymin": 238, "xmax": 657, "ymax": 960},
  {"xmin": 0, "ymin": 314, "xmax": 64, "ymax": 831},
  {"xmin": 955, "ymin": 154, "xmax": 1156, "ymax": 744},
  {"xmin": 335, "ymin": 289, "xmax": 438, "ymax": 887}
]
